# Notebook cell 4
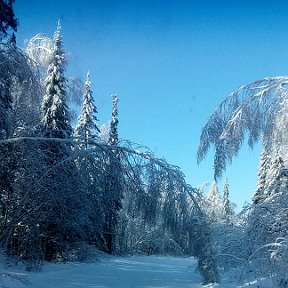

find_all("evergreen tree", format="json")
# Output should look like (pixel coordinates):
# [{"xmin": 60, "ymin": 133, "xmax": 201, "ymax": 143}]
[
  {"xmin": 252, "ymin": 148, "xmax": 271, "ymax": 204},
  {"xmin": 99, "ymin": 121, "xmax": 111, "ymax": 143},
  {"xmin": 41, "ymin": 21, "xmax": 72, "ymax": 139},
  {"xmin": 222, "ymin": 178, "xmax": 233, "ymax": 222},
  {"xmin": 109, "ymin": 94, "xmax": 119, "ymax": 146},
  {"xmin": 207, "ymin": 181, "xmax": 220, "ymax": 205},
  {"xmin": 0, "ymin": 0, "xmax": 17, "ymax": 41},
  {"xmin": 73, "ymin": 72, "xmax": 104, "ymax": 249},
  {"xmin": 196, "ymin": 74, "xmax": 288, "ymax": 283},
  {"xmin": 103, "ymin": 94, "xmax": 123, "ymax": 254},
  {"xmin": 267, "ymin": 147, "xmax": 284, "ymax": 196},
  {"xmin": 206, "ymin": 181, "xmax": 221, "ymax": 221},
  {"xmin": 74, "ymin": 71, "xmax": 99, "ymax": 148},
  {"xmin": 38, "ymin": 22, "xmax": 83, "ymax": 261}
]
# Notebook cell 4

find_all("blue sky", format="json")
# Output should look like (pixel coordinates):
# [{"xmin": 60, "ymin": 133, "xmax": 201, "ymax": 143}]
[{"xmin": 14, "ymin": 0, "xmax": 288, "ymax": 209}]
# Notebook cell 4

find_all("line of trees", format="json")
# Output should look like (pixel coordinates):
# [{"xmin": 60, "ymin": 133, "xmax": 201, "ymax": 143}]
[{"xmin": 0, "ymin": 4, "xmax": 219, "ymax": 284}]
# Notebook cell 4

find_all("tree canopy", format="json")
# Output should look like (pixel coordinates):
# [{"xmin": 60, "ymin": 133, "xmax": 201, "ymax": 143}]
[{"xmin": 197, "ymin": 77, "xmax": 288, "ymax": 180}]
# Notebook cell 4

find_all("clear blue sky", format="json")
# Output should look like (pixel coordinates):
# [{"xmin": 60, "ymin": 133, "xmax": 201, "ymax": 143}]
[{"xmin": 14, "ymin": 0, "xmax": 288, "ymax": 209}]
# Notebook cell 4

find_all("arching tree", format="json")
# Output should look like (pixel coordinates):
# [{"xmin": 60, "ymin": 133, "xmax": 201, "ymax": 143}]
[
  {"xmin": 197, "ymin": 76, "xmax": 288, "ymax": 285},
  {"xmin": 0, "ymin": 43, "xmax": 41, "ymax": 266},
  {"xmin": 0, "ymin": 44, "xmax": 40, "ymax": 139},
  {"xmin": 197, "ymin": 77, "xmax": 288, "ymax": 180}
]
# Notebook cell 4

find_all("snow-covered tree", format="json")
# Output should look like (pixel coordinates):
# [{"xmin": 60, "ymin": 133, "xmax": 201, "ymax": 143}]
[
  {"xmin": 0, "ymin": 42, "xmax": 41, "ymax": 264},
  {"xmin": 25, "ymin": 33, "xmax": 53, "ymax": 78},
  {"xmin": 222, "ymin": 178, "xmax": 233, "ymax": 222},
  {"xmin": 41, "ymin": 21, "xmax": 72, "ymax": 139},
  {"xmin": 245, "ymin": 148, "xmax": 288, "ymax": 286},
  {"xmin": 25, "ymin": 33, "xmax": 84, "ymax": 117},
  {"xmin": 207, "ymin": 181, "xmax": 220, "ymax": 205},
  {"xmin": 109, "ymin": 94, "xmax": 119, "ymax": 146},
  {"xmin": 102, "ymin": 94, "xmax": 122, "ymax": 254},
  {"xmin": 197, "ymin": 77, "xmax": 288, "ymax": 180},
  {"xmin": 0, "ymin": 5, "xmax": 43, "ymax": 266},
  {"xmin": 99, "ymin": 121, "xmax": 111, "ymax": 143},
  {"xmin": 37, "ymin": 22, "xmax": 85, "ymax": 261},
  {"xmin": 253, "ymin": 149, "xmax": 271, "ymax": 204},
  {"xmin": 196, "ymin": 75, "xmax": 288, "ymax": 285},
  {"xmin": 266, "ymin": 148, "xmax": 285, "ymax": 196},
  {"xmin": 112, "ymin": 142, "xmax": 218, "ymax": 284},
  {"xmin": 0, "ymin": 44, "xmax": 39, "ymax": 139},
  {"xmin": 74, "ymin": 71, "xmax": 100, "ymax": 148},
  {"xmin": 205, "ymin": 181, "xmax": 221, "ymax": 221}
]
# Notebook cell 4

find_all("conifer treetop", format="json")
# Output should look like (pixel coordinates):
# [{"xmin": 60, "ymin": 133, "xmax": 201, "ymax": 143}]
[
  {"xmin": 74, "ymin": 71, "xmax": 100, "ymax": 148},
  {"xmin": 109, "ymin": 94, "xmax": 119, "ymax": 146}
]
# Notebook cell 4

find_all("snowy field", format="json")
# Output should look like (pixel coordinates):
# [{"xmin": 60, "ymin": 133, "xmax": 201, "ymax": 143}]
[{"xmin": 0, "ymin": 255, "xmax": 274, "ymax": 288}]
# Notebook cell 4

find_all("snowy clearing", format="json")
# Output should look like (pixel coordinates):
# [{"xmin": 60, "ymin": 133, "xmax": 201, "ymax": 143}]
[
  {"xmin": 1, "ymin": 256, "xmax": 201, "ymax": 288},
  {"xmin": 0, "ymin": 256, "xmax": 275, "ymax": 288}
]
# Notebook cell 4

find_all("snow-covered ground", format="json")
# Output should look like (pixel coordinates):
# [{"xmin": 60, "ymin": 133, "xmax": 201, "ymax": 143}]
[{"xmin": 0, "ymin": 255, "xmax": 274, "ymax": 288}]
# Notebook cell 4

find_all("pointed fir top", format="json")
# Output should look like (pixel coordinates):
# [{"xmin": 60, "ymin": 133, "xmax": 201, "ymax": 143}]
[
  {"xmin": 207, "ymin": 181, "xmax": 220, "ymax": 204},
  {"xmin": 50, "ymin": 20, "xmax": 65, "ymax": 68},
  {"xmin": 112, "ymin": 94, "xmax": 119, "ymax": 112},
  {"xmin": 222, "ymin": 178, "xmax": 233, "ymax": 222},
  {"xmin": 223, "ymin": 178, "xmax": 229, "ymax": 190},
  {"xmin": 53, "ymin": 20, "xmax": 63, "ymax": 50},
  {"xmin": 73, "ymin": 71, "xmax": 100, "ymax": 146},
  {"xmin": 222, "ymin": 178, "xmax": 229, "ymax": 200},
  {"xmin": 56, "ymin": 20, "xmax": 61, "ymax": 36},
  {"xmin": 85, "ymin": 71, "xmax": 91, "ymax": 90},
  {"xmin": 109, "ymin": 94, "xmax": 119, "ymax": 145}
]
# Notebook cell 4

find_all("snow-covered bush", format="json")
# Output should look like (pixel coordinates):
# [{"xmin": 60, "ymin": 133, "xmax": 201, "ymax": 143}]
[
  {"xmin": 246, "ymin": 179, "xmax": 288, "ymax": 286},
  {"xmin": 213, "ymin": 221, "xmax": 248, "ymax": 271}
]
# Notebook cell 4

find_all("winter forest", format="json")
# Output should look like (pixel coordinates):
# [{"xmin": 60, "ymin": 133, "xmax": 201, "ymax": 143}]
[{"xmin": 1, "ymin": 1, "xmax": 288, "ymax": 287}]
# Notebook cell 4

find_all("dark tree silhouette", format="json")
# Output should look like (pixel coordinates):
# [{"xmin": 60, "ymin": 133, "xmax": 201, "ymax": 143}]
[{"xmin": 0, "ymin": 0, "xmax": 18, "ymax": 41}]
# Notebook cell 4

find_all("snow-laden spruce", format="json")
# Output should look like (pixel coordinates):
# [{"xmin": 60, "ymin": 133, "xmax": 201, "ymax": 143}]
[
  {"xmin": 109, "ymin": 94, "xmax": 119, "ymax": 146},
  {"xmin": 26, "ymin": 31, "xmax": 83, "ymax": 121},
  {"xmin": 253, "ymin": 148, "xmax": 271, "ymax": 204},
  {"xmin": 41, "ymin": 21, "xmax": 72, "ymax": 139},
  {"xmin": 74, "ymin": 71, "xmax": 100, "ymax": 148},
  {"xmin": 222, "ymin": 178, "xmax": 233, "ymax": 223}
]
